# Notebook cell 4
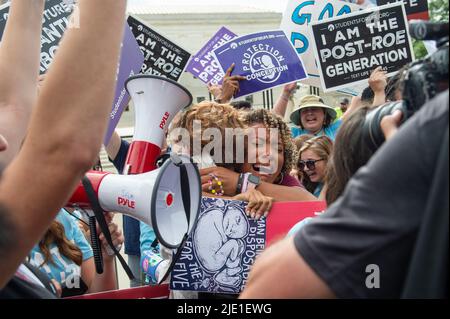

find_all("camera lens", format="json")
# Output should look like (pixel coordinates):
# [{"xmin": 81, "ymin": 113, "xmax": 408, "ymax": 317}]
[{"xmin": 363, "ymin": 101, "xmax": 407, "ymax": 152}]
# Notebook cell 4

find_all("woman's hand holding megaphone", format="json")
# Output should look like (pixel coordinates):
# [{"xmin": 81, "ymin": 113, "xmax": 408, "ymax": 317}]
[
  {"xmin": 99, "ymin": 221, "xmax": 124, "ymax": 258},
  {"xmin": 80, "ymin": 212, "xmax": 124, "ymax": 259}
]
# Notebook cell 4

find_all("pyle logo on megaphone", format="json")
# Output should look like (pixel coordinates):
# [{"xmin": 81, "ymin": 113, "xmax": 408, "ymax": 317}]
[
  {"xmin": 118, "ymin": 190, "xmax": 136, "ymax": 209},
  {"xmin": 159, "ymin": 112, "xmax": 170, "ymax": 130}
]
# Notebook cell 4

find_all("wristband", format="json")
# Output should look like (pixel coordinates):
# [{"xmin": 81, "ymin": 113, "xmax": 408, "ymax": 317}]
[
  {"xmin": 241, "ymin": 173, "xmax": 250, "ymax": 193},
  {"xmin": 236, "ymin": 173, "xmax": 244, "ymax": 195}
]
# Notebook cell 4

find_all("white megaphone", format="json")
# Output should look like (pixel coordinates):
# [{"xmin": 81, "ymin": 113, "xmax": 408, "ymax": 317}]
[
  {"xmin": 67, "ymin": 154, "xmax": 201, "ymax": 249},
  {"xmin": 123, "ymin": 75, "xmax": 193, "ymax": 174}
]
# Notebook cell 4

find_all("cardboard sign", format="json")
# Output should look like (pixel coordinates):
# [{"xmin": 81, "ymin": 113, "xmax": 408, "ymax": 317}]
[
  {"xmin": 0, "ymin": 3, "xmax": 143, "ymax": 146},
  {"xmin": 186, "ymin": 27, "xmax": 238, "ymax": 85},
  {"xmin": 213, "ymin": 30, "xmax": 308, "ymax": 98},
  {"xmin": 266, "ymin": 201, "xmax": 327, "ymax": 245},
  {"xmin": 127, "ymin": 15, "xmax": 191, "ymax": 82},
  {"xmin": 280, "ymin": 0, "xmax": 362, "ymax": 89},
  {"xmin": 170, "ymin": 198, "xmax": 265, "ymax": 294},
  {"xmin": 169, "ymin": 197, "xmax": 326, "ymax": 294},
  {"xmin": 103, "ymin": 24, "xmax": 144, "ymax": 145},
  {"xmin": 341, "ymin": 0, "xmax": 377, "ymax": 9},
  {"xmin": 310, "ymin": 2, "xmax": 414, "ymax": 92},
  {"xmin": 0, "ymin": 0, "xmax": 74, "ymax": 74},
  {"xmin": 376, "ymin": 0, "xmax": 429, "ymax": 20}
]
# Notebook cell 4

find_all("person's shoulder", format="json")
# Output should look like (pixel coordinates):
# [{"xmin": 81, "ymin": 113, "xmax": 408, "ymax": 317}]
[
  {"xmin": 281, "ymin": 174, "xmax": 301, "ymax": 187},
  {"xmin": 329, "ymin": 118, "xmax": 342, "ymax": 130},
  {"xmin": 416, "ymin": 90, "xmax": 449, "ymax": 127},
  {"xmin": 291, "ymin": 126, "xmax": 306, "ymax": 138},
  {"xmin": 56, "ymin": 209, "xmax": 72, "ymax": 225},
  {"xmin": 119, "ymin": 138, "xmax": 130, "ymax": 153}
]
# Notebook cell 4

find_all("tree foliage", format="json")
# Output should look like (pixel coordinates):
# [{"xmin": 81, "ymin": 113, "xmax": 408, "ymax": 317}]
[{"xmin": 429, "ymin": 0, "xmax": 449, "ymax": 22}]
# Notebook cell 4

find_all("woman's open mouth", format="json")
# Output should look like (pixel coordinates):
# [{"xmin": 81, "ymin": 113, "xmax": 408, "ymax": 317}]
[{"xmin": 252, "ymin": 164, "xmax": 275, "ymax": 175}]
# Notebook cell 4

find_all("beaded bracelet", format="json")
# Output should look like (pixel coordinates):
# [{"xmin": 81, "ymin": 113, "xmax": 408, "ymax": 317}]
[{"xmin": 208, "ymin": 173, "xmax": 224, "ymax": 196}]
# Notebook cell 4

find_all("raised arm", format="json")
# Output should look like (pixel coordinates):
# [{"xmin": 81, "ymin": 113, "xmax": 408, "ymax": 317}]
[
  {"xmin": 0, "ymin": 0, "xmax": 127, "ymax": 288},
  {"xmin": 272, "ymin": 82, "xmax": 297, "ymax": 118},
  {"xmin": 0, "ymin": 0, "xmax": 45, "ymax": 168},
  {"xmin": 369, "ymin": 66, "xmax": 388, "ymax": 107}
]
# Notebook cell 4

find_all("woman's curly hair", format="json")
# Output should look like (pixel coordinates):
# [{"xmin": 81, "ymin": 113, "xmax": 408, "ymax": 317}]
[
  {"xmin": 244, "ymin": 109, "xmax": 297, "ymax": 177},
  {"xmin": 169, "ymin": 101, "xmax": 246, "ymax": 169}
]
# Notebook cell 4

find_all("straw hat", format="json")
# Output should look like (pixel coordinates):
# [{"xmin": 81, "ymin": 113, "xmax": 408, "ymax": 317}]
[{"xmin": 290, "ymin": 95, "xmax": 337, "ymax": 126}]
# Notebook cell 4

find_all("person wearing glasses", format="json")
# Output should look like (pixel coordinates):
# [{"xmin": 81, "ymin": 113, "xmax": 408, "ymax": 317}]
[{"xmin": 297, "ymin": 136, "xmax": 333, "ymax": 199}]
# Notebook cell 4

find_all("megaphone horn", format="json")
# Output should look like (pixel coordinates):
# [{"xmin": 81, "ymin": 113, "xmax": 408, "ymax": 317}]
[
  {"xmin": 123, "ymin": 75, "xmax": 193, "ymax": 175},
  {"xmin": 67, "ymin": 155, "xmax": 201, "ymax": 249}
]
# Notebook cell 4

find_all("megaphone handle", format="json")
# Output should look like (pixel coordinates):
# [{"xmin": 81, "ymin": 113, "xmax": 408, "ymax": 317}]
[{"xmin": 88, "ymin": 215, "xmax": 104, "ymax": 274}]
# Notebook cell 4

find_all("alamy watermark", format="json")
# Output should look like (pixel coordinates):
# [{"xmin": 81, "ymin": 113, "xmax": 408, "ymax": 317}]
[
  {"xmin": 365, "ymin": 264, "xmax": 380, "ymax": 289},
  {"xmin": 168, "ymin": 121, "xmax": 281, "ymax": 173}
]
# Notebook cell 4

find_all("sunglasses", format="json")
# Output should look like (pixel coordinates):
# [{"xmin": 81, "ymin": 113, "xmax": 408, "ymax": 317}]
[{"xmin": 298, "ymin": 159, "xmax": 324, "ymax": 171}]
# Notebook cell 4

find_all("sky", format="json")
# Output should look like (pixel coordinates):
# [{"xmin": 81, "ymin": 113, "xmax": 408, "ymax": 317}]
[{"xmin": 127, "ymin": 0, "xmax": 291, "ymax": 12}]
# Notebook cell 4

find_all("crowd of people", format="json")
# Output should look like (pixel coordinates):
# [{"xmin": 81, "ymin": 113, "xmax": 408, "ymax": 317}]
[{"xmin": 0, "ymin": 0, "xmax": 447, "ymax": 299}]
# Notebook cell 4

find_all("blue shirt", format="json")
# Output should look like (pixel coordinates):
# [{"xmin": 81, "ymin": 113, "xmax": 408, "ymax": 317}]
[
  {"xmin": 313, "ymin": 183, "xmax": 324, "ymax": 198},
  {"xmin": 29, "ymin": 210, "xmax": 93, "ymax": 285},
  {"xmin": 291, "ymin": 119, "xmax": 342, "ymax": 141},
  {"xmin": 112, "ymin": 139, "xmax": 157, "ymax": 256}
]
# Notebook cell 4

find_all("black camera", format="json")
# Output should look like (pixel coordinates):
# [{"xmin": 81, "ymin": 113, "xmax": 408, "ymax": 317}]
[{"xmin": 364, "ymin": 21, "xmax": 449, "ymax": 152}]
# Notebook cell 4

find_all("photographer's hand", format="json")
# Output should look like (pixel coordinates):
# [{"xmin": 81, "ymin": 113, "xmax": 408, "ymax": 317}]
[{"xmin": 381, "ymin": 110, "xmax": 403, "ymax": 141}]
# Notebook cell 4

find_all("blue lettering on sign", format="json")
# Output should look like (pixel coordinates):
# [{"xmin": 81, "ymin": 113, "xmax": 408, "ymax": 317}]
[
  {"xmin": 289, "ymin": 0, "xmax": 353, "ymax": 54},
  {"xmin": 319, "ymin": 3, "xmax": 334, "ymax": 20},
  {"xmin": 291, "ymin": 32, "xmax": 309, "ymax": 54},
  {"xmin": 291, "ymin": 1, "xmax": 314, "ymax": 25},
  {"xmin": 337, "ymin": 5, "xmax": 352, "ymax": 16}
]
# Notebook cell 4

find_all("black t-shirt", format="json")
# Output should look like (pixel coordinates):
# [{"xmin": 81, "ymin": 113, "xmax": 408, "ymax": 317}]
[{"xmin": 295, "ymin": 91, "xmax": 449, "ymax": 298}]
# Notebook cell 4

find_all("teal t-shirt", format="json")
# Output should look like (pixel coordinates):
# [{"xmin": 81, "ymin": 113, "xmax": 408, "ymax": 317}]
[
  {"xmin": 29, "ymin": 209, "xmax": 93, "ymax": 285},
  {"xmin": 291, "ymin": 119, "xmax": 342, "ymax": 141}
]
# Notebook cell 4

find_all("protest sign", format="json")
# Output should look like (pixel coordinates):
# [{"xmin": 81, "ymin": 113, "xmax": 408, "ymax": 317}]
[
  {"xmin": 280, "ymin": 0, "xmax": 362, "ymax": 89},
  {"xmin": 341, "ymin": 0, "xmax": 377, "ymax": 9},
  {"xmin": 0, "ymin": 0, "xmax": 74, "ymax": 74},
  {"xmin": 186, "ymin": 27, "xmax": 238, "ymax": 85},
  {"xmin": 170, "ymin": 197, "xmax": 266, "ymax": 294},
  {"xmin": 266, "ymin": 201, "xmax": 326, "ymax": 245},
  {"xmin": 0, "ymin": 2, "xmax": 143, "ymax": 145},
  {"xmin": 213, "ymin": 30, "xmax": 308, "ymax": 98},
  {"xmin": 376, "ymin": 0, "xmax": 429, "ymax": 20},
  {"xmin": 103, "ymin": 24, "xmax": 144, "ymax": 145},
  {"xmin": 127, "ymin": 15, "xmax": 191, "ymax": 82},
  {"xmin": 310, "ymin": 2, "xmax": 414, "ymax": 92},
  {"xmin": 169, "ymin": 197, "xmax": 324, "ymax": 294}
]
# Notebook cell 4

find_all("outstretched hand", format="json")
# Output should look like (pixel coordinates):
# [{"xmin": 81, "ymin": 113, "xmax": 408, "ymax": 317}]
[
  {"xmin": 213, "ymin": 64, "xmax": 246, "ymax": 103},
  {"xmin": 233, "ymin": 189, "xmax": 273, "ymax": 220}
]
